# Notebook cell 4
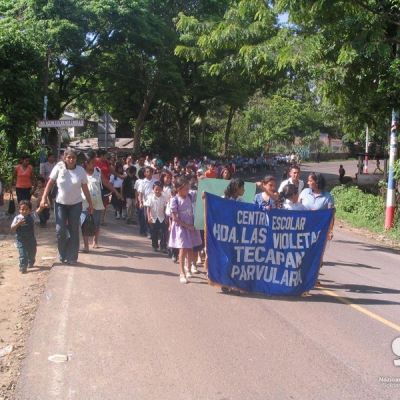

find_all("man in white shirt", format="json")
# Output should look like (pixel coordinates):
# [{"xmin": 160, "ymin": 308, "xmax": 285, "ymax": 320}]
[{"xmin": 278, "ymin": 165, "xmax": 305, "ymax": 194}]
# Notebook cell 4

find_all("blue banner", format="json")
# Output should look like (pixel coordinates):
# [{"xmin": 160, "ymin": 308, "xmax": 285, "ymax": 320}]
[{"xmin": 205, "ymin": 193, "xmax": 334, "ymax": 296}]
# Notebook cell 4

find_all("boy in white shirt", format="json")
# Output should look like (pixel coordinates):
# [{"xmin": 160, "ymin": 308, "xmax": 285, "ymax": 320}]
[
  {"xmin": 138, "ymin": 166, "xmax": 156, "ymax": 237},
  {"xmin": 146, "ymin": 181, "xmax": 168, "ymax": 252},
  {"xmin": 135, "ymin": 168, "xmax": 146, "ymax": 235},
  {"xmin": 278, "ymin": 165, "xmax": 304, "ymax": 194}
]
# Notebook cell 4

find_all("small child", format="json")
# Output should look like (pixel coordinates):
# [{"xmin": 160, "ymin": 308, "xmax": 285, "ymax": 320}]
[
  {"xmin": 10, "ymin": 200, "xmax": 37, "ymax": 273},
  {"xmin": 33, "ymin": 177, "xmax": 50, "ymax": 227},
  {"xmin": 135, "ymin": 168, "xmax": 146, "ymax": 236},
  {"xmin": 281, "ymin": 184, "xmax": 305, "ymax": 210},
  {"xmin": 110, "ymin": 165, "xmax": 125, "ymax": 219},
  {"xmin": 146, "ymin": 181, "xmax": 168, "ymax": 252},
  {"xmin": 138, "ymin": 166, "xmax": 156, "ymax": 237},
  {"xmin": 168, "ymin": 176, "xmax": 202, "ymax": 284},
  {"xmin": 122, "ymin": 166, "xmax": 137, "ymax": 224}
]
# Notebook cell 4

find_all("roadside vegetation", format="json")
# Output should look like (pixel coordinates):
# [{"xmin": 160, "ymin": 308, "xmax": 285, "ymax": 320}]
[{"xmin": 331, "ymin": 184, "xmax": 400, "ymax": 245}]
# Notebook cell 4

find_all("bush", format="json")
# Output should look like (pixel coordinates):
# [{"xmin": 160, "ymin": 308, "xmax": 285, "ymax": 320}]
[
  {"xmin": 331, "ymin": 185, "xmax": 400, "ymax": 241},
  {"xmin": 331, "ymin": 185, "xmax": 385, "ymax": 229}
]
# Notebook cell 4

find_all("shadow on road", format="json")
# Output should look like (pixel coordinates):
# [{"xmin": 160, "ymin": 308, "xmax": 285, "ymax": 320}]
[
  {"xmin": 93, "ymin": 249, "xmax": 164, "ymax": 259},
  {"xmin": 218, "ymin": 285, "xmax": 400, "ymax": 306},
  {"xmin": 323, "ymin": 261, "xmax": 380, "ymax": 270},
  {"xmin": 318, "ymin": 282, "xmax": 400, "ymax": 295},
  {"xmin": 72, "ymin": 262, "xmax": 178, "ymax": 277},
  {"xmin": 333, "ymin": 240, "xmax": 400, "ymax": 255}
]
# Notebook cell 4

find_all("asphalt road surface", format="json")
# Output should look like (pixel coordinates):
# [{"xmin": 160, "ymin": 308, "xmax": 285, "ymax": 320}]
[{"xmin": 16, "ymin": 160, "xmax": 399, "ymax": 400}]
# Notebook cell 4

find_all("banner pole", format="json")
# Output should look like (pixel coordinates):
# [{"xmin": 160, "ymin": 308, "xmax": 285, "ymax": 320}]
[{"xmin": 203, "ymin": 192, "xmax": 208, "ymax": 275}]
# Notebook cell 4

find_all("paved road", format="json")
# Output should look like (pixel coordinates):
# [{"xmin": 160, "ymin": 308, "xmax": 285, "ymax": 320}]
[
  {"xmin": 239, "ymin": 158, "xmax": 375, "ymax": 189},
  {"xmin": 16, "ymin": 206, "xmax": 400, "ymax": 399},
  {"xmin": 16, "ymin": 159, "xmax": 397, "ymax": 399}
]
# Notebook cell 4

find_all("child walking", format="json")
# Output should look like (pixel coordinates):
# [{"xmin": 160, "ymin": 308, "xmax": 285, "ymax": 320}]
[
  {"xmin": 146, "ymin": 181, "xmax": 168, "ymax": 252},
  {"xmin": 33, "ymin": 177, "xmax": 50, "ymax": 227},
  {"xmin": 168, "ymin": 176, "xmax": 202, "ymax": 284},
  {"xmin": 110, "ymin": 163, "xmax": 125, "ymax": 219},
  {"xmin": 135, "ymin": 168, "xmax": 147, "ymax": 235},
  {"xmin": 122, "ymin": 166, "xmax": 137, "ymax": 224},
  {"xmin": 11, "ymin": 200, "xmax": 37, "ymax": 273},
  {"xmin": 138, "ymin": 166, "xmax": 156, "ymax": 238}
]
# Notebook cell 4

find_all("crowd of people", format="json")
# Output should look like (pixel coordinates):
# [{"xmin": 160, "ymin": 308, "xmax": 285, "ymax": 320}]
[{"xmin": 8, "ymin": 150, "xmax": 334, "ymax": 287}]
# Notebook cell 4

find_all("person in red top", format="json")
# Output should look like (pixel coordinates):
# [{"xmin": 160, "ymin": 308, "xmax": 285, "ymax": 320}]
[
  {"xmin": 95, "ymin": 150, "xmax": 112, "ymax": 180},
  {"xmin": 14, "ymin": 155, "xmax": 34, "ymax": 203},
  {"xmin": 95, "ymin": 149, "xmax": 114, "ymax": 224},
  {"xmin": 204, "ymin": 162, "xmax": 218, "ymax": 178}
]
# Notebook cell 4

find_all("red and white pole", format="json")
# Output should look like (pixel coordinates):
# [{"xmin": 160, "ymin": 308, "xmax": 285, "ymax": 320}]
[
  {"xmin": 364, "ymin": 125, "xmax": 369, "ymax": 174},
  {"xmin": 385, "ymin": 110, "xmax": 398, "ymax": 229}
]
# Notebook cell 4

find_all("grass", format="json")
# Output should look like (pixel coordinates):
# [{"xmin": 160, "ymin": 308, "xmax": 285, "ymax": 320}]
[{"xmin": 331, "ymin": 185, "xmax": 400, "ymax": 246}]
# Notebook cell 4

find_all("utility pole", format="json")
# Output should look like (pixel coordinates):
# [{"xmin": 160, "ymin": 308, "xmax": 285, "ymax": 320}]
[
  {"xmin": 105, "ymin": 112, "xmax": 108, "ymax": 151},
  {"xmin": 385, "ymin": 110, "xmax": 398, "ymax": 229},
  {"xmin": 43, "ymin": 49, "xmax": 50, "ymax": 121},
  {"xmin": 40, "ymin": 50, "xmax": 50, "ymax": 171},
  {"xmin": 364, "ymin": 125, "xmax": 369, "ymax": 174}
]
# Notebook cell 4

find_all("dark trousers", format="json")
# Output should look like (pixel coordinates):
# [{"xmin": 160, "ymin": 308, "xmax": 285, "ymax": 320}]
[
  {"xmin": 16, "ymin": 239, "xmax": 37, "ymax": 270},
  {"xmin": 137, "ymin": 207, "xmax": 147, "ymax": 235},
  {"xmin": 55, "ymin": 202, "xmax": 82, "ymax": 263},
  {"xmin": 111, "ymin": 188, "xmax": 123, "ymax": 214},
  {"xmin": 150, "ymin": 219, "xmax": 167, "ymax": 249},
  {"xmin": 16, "ymin": 187, "xmax": 31, "ymax": 204}
]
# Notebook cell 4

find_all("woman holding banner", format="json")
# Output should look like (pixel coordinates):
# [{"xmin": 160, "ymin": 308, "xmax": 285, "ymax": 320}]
[
  {"xmin": 299, "ymin": 173, "xmax": 335, "ymax": 295},
  {"xmin": 299, "ymin": 173, "xmax": 334, "ymax": 211},
  {"xmin": 254, "ymin": 175, "xmax": 279, "ymax": 210}
]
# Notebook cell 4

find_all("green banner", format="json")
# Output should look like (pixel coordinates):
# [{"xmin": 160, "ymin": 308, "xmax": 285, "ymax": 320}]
[{"xmin": 194, "ymin": 178, "xmax": 256, "ymax": 230}]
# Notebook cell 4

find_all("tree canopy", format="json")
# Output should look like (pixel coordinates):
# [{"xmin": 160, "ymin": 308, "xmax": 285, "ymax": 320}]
[{"xmin": 0, "ymin": 0, "xmax": 399, "ymax": 159}]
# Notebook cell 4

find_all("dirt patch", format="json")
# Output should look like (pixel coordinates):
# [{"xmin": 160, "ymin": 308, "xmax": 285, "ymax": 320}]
[{"xmin": 0, "ymin": 216, "xmax": 57, "ymax": 400}]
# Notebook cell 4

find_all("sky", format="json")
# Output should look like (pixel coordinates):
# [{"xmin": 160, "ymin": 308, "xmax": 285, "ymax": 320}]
[{"xmin": 278, "ymin": 12, "xmax": 289, "ymax": 25}]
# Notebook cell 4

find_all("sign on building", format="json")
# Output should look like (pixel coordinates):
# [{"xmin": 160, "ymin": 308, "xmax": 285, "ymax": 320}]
[{"xmin": 37, "ymin": 119, "xmax": 85, "ymax": 128}]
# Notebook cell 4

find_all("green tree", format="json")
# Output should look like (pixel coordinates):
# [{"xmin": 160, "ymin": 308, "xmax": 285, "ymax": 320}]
[
  {"xmin": 0, "ymin": 16, "xmax": 42, "ymax": 154},
  {"xmin": 1, "ymin": 0, "xmax": 104, "ymax": 151},
  {"xmin": 75, "ymin": 0, "xmax": 189, "ymax": 154},
  {"xmin": 275, "ymin": 0, "xmax": 400, "ymax": 141},
  {"xmin": 176, "ymin": 0, "xmax": 282, "ymax": 155}
]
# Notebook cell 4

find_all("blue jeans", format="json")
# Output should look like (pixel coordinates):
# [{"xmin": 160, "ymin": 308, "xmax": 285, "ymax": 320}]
[
  {"xmin": 55, "ymin": 202, "xmax": 82, "ymax": 262},
  {"xmin": 16, "ymin": 239, "xmax": 37, "ymax": 270}
]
